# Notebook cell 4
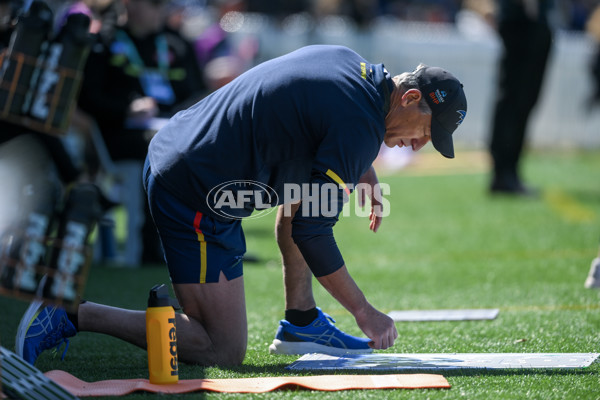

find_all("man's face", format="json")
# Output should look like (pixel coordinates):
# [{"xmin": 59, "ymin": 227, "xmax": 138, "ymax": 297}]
[{"xmin": 383, "ymin": 88, "xmax": 431, "ymax": 151}]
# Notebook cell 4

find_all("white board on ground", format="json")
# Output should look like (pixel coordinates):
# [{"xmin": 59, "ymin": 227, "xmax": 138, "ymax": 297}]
[
  {"xmin": 286, "ymin": 353, "xmax": 600, "ymax": 371},
  {"xmin": 388, "ymin": 309, "xmax": 499, "ymax": 322}
]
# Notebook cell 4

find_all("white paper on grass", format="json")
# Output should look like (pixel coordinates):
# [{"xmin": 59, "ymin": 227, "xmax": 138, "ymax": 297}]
[
  {"xmin": 286, "ymin": 353, "xmax": 600, "ymax": 371},
  {"xmin": 388, "ymin": 309, "xmax": 500, "ymax": 322}
]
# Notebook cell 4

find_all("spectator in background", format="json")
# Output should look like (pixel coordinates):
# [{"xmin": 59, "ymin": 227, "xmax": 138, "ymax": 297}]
[
  {"xmin": 488, "ymin": 0, "xmax": 553, "ymax": 195},
  {"xmin": 584, "ymin": 4, "xmax": 600, "ymax": 290},
  {"xmin": 380, "ymin": 0, "xmax": 460, "ymax": 23},
  {"xmin": 55, "ymin": 0, "xmax": 125, "ymax": 45},
  {"xmin": 193, "ymin": 0, "xmax": 258, "ymax": 91},
  {"xmin": 244, "ymin": 0, "xmax": 306, "ymax": 21},
  {"xmin": 77, "ymin": 0, "xmax": 205, "ymax": 266},
  {"xmin": 585, "ymin": 241, "xmax": 600, "ymax": 289},
  {"xmin": 455, "ymin": 0, "xmax": 497, "ymax": 40},
  {"xmin": 586, "ymin": 3, "xmax": 600, "ymax": 108}
]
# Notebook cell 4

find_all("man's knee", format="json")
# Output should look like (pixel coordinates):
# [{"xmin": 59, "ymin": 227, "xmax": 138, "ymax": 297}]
[
  {"xmin": 275, "ymin": 203, "xmax": 300, "ymax": 244},
  {"xmin": 183, "ymin": 342, "xmax": 246, "ymax": 367},
  {"xmin": 216, "ymin": 344, "xmax": 246, "ymax": 366}
]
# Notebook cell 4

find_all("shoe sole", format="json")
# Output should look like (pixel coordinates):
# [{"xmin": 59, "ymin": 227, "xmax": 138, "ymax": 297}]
[
  {"xmin": 14, "ymin": 298, "xmax": 44, "ymax": 358},
  {"xmin": 269, "ymin": 339, "xmax": 373, "ymax": 356}
]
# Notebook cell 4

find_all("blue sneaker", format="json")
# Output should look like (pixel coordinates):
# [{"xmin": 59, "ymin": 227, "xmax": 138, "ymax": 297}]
[
  {"xmin": 15, "ymin": 300, "xmax": 77, "ymax": 365},
  {"xmin": 268, "ymin": 307, "xmax": 373, "ymax": 356}
]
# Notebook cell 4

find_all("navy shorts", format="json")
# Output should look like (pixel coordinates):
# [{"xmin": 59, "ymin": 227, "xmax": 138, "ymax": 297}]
[{"xmin": 143, "ymin": 159, "xmax": 245, "ymax": 284}]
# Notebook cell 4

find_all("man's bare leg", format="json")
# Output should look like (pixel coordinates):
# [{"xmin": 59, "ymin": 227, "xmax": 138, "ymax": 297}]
[
  {"xmin": 270, "ymin": 203, "xmax": 378, "ymax": 355},
  {"xmin": 275, "ymin": 202, "xmax": 315, "ymax": 311},
  {"xmin": 78, "ymin": 272, "xmax": 247, "ymax": 366}
]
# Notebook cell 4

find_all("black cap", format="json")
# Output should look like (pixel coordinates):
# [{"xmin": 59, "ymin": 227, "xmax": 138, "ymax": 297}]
[{"xmin": 416, "ymin": 66, "xmax": 467, "ymax": 159}]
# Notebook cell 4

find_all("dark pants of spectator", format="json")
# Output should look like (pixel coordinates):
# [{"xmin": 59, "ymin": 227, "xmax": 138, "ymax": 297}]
[{"xmin": 490, "ymin": 19, "xmax": 552, "ymax": 191}]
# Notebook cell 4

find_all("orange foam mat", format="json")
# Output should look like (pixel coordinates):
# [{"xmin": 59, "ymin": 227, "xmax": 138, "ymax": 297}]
[{"xmin": 44, "ymin": 370, "xmax": 450, "ymax": 396}]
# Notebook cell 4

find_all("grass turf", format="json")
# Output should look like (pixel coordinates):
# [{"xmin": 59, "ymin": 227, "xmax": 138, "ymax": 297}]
[{"xmin": 1, "ymin": 149, "xmax": 599, "ymax": 399}]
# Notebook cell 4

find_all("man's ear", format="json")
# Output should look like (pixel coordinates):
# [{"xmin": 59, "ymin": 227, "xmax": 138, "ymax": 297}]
[{"xmin": 401, "ymin": 88, "xmax": 422, "ymax": 107}]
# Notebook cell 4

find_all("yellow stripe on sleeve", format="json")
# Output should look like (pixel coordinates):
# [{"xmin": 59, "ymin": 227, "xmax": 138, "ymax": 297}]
[{"xmin": 325, "ymin": 169, "xmax": 351, "ymax": 196}]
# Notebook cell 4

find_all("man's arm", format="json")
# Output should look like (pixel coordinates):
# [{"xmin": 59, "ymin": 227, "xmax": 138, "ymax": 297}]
[
  {"xmin": 290, "ymin": 169, "xmax": 397, "ymax": 349},
  {"xmin": 316, "ymin": 265, "xmax": 397, "ymax": 349}
]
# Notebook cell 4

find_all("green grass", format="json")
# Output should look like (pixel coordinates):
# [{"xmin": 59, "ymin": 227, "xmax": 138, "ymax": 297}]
[{"xmin": 1, "ymin": 149, "xmax": 600, "ymax": 399}]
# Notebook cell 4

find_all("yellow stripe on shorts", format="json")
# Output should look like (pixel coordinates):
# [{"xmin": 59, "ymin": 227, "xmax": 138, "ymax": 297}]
[{"xmin": 193, "ymin": 212, "xmax": 208, "ymax": 284}]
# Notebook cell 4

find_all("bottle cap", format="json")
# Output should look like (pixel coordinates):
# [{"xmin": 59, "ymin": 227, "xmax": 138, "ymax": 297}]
[{"xmin": 148, "ymin": 284, "xmax": 180, "ymax": 309}]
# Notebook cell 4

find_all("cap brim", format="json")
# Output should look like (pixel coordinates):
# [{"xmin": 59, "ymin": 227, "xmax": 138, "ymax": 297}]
[{"xmin": 430, "ymin": 117, "xmax": 455, "ymax": 159}]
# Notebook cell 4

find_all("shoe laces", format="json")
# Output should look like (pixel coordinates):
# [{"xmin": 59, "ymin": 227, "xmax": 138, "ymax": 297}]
[
  {"xmin": 38, "ymin": 320, "xmax": 71, "ymax": 361},
  {"xmin": 322, "ymin": 312, "xmax": 336, "ymax": 324},
  {"xmin": 319, "ymin": 311, "xmax": 342, "ymax": 331}
]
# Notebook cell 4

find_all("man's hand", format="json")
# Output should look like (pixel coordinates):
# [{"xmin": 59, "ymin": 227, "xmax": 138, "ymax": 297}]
[
  {"xmin": 357, "ymin": 166, "xmax": 383, "ymax": 233},
  {"xmin": 317, "ymin": 266, "xmax": 397, "ymax": 350},
  {"xmin": 354, "ymin": 304, "xmax": 398, "ymax": 349}
]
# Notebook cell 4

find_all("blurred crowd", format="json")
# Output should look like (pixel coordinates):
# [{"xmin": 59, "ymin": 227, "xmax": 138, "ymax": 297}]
[
  {"xmin": 242, "ymin": 0, "xmax": 597, "ymax": 30},
  {"xmin": 158, "ymin": 0, "xmax": 600, "ymax": 30}
]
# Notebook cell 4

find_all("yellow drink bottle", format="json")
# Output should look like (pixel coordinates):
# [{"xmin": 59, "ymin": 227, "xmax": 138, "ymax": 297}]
[{"xmin": 146, "ymin": 284, "xmax": 180, "ymax": 384}]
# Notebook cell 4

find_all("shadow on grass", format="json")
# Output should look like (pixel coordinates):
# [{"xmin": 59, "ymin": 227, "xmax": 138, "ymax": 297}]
[{"xmin": 204, "ymin": 363, "xmax": 300, "ymax": 376}]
